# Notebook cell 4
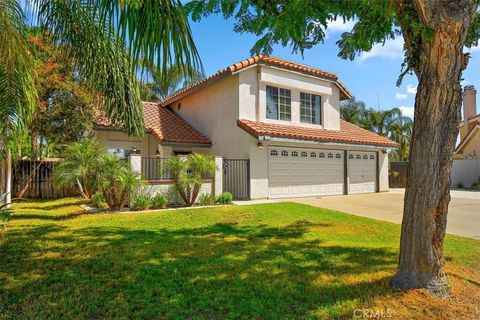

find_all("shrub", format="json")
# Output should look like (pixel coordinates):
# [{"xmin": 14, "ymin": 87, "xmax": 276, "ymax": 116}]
[
  {"xmin": 90, "ymin": 191, "xmax": 106, "ymax": 209},
  {"xmin": 199, "ymin": 193, "xmax": 216, "ymax": 205},
  {"xmin": 151, "ymin": 194, "xmax": 168, "ymax": 209},
  {"xmin": 130, "ymin": 193, "xmax": 152, "ymax": 211},
  {"xmin": 470, "ymin": 183, "xmax": 480, "ymax": 190},
  {"xmin": 456, "ymin": 181, "xmax": 464, "ymax": 189},
  {"xmin": 217, "ymin": 192, "xmax": 233, "ymax": 204}
]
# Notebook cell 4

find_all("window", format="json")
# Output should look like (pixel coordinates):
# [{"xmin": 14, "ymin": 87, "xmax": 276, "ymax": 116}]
[
  {"xmin": 363, "ymin": 155, "xmax": 368, "ymax": 160},
  {"xmin": 281, "ymin": 150, "xmax": 289, "ymax": 157},
  {"xmin": 349, "ymin": 154, "xmax": 354, "ymax": 159},
  {"xmin": 336, "ymin": 153, "xmax": 341, "ymax": 159},
  {"xmin": 370, "ymin": 155, "xmax": 375, "ymax": 160},
  {"xmin": 266, "ymin": 85, "xmax": 291, "ymax": 121},
  {"xmin": 328, "ymin": 153, "xmax": 333, "ymax": 158},
  {"xmin": 310, "ymin": 152, "xmax": 316, "ymax": 157},
  {"xmin": 356, "ymin": 154, "xmax": 361, "ymax": 159},
  {"xmin": 270, "ymin": 150, "xmax": 278, "ymax": 156},
  {"xmin": 300, "ymin": 92, "xmax": 321, "ymax": 124},
  {"xmin": 301, "ymin": 151, "xmax": 308, "ymax": 157},
  {"xmin": 319, "ymin": 153, "xmax": 325, "ymax": 158},
  {"xmin": 291, "ymin": 151, "xmax": 298, "ymax": 157}
]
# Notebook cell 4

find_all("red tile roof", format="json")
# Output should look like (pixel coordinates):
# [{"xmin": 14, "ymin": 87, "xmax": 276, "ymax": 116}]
[
  {"xmin": 160, "ymin": 55, "xmax": 352, "ymax": 106},
  {"xmin": 95, "ymin": 102, "xmax": 210, "ymax": 145},
  {"xmin": 237, "ymin": 119, "xmax": 399, "ymax": 148},
  {"xmin": 455, "ymin": 121, "xmax": 480, "ymax": 153}
]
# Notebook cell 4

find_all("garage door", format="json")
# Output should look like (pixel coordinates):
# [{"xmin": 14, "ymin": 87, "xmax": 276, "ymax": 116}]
[
  {"xmin": 268, "ymin": 147, "xmax": 344, "ymax": 199},
  {"xmin": 348, "ymin": 151, "xmax": 377, "ymax": 194}
]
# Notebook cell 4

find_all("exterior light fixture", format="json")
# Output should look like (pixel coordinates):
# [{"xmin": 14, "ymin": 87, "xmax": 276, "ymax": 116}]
[
  {"xmin": 155, "ymin": 149, "xmax": 161, "ymax": 157},
  {"xmin": 258, "ymin": 142, "xmax": 264, "ymax": 150}
]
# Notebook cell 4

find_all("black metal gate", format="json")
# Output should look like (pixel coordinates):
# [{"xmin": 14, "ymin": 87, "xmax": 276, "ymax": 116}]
[{"xmin": 223, "ymin": 159, "xmax": 250, "ymax": 200}]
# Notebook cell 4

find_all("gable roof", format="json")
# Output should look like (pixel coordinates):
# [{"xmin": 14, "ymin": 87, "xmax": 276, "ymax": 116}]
[
  {"xmin": 95, "ymin": 102, "xmax": 211, "ymax": 145},
  {"xmin": 237, "ymin": 119, "xmax": 399, "ymax": 148},
  {"xmin": 160, "ymin": 55, "xmax": 352, "ymax": 106},
  {"xmin": 455, "ymin": 121, "xmax": 480, "ymax": 153}
]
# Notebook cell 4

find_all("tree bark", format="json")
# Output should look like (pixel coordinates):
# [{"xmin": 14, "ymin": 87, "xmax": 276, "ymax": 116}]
[
  {"xmin": 5, "ymin": 149, "xmax": 12, "ymax": 208},
  {"xmin": 392, "ymin": 0, "xmax": 476, "ymax": 296}
]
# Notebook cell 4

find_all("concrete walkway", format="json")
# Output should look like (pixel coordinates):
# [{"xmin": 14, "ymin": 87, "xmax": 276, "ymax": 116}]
[{"xmin": 290, "ymin": 189, "xmax": 480, "ymax": 239}]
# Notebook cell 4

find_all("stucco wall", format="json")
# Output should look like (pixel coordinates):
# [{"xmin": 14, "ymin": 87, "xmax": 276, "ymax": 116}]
[
  {"xmin": 458, "ymin": 129, "xmax": 480, "ymax": 159},
  {"xmin": 172, "ymin": 74, "xmax": 252, "ymax": 158},
  {"xmin": 95, "ymin": 129, "xmax": 159, "ymax": 157},
  {"xmin": 256, "ymin": 66, "xmax": 341, "ymax": 130}
]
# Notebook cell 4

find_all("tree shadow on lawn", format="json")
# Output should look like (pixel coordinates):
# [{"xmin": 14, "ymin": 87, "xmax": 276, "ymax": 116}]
[{"xmin": 0, "ymin": 221, "xmax": 398, "ymax": 319}]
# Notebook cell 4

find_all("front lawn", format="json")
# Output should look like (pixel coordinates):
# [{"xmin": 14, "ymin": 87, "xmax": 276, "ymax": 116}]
[{"xmin": 1, "ymin": 198, "xmax": 479, "ymax": 319}]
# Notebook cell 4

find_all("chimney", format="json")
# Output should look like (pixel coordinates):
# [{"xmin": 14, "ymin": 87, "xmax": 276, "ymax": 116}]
[{"xmin": 461, "ymin": 85, "xmax": 477, "ymax": 140}]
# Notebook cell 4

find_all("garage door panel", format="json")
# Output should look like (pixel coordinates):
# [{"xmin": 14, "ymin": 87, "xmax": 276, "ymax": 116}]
[
  {"xmin": 268, "ymin": 147, "xmax": 344, "ymax": 198},
  {"xmin": 348, "ymin": 151, "xmax": 377, "ymax": 194}
]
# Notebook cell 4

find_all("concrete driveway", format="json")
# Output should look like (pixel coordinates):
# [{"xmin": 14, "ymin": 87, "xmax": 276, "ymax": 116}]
[{"xmin": 291, "ymin": 189, "xmax": 480, "ymax": 239}]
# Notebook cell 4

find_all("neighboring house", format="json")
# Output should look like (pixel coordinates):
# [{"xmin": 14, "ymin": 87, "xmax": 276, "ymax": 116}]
[
  {"xmin": 95, "ymin": 56, "xmax": 398, "ymax": 200},
  {"xmin": 455, "ymin": 85, "xmax": 480, "ymax": 159}
]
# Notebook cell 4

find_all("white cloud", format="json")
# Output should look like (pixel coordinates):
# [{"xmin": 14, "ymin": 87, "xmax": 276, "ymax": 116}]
[
  {"xmin": 326, "ymin": 17, "xmax": 355, "ymax": 34},
  {"xmin": 359, "ymin": 37, "xmax": 404, "ymax": 62},
  {"xmin": 395, "ymin": 93, "xmax": 407, "ymax": 100},
  {"xmin": 406, "ymin": 84, "xmax": 417, "ymax": 94},
  {"xmin": 399, "ymin": 105, "xmax": 415, "ymax": 119}
]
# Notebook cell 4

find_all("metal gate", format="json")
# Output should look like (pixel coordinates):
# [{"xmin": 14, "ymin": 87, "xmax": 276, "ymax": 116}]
[{"xmin": 222, "ymin": 159, "xmax": 250, "ymax": 200}]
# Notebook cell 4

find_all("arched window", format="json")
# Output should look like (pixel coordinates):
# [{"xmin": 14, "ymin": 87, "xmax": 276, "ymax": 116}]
[
  {"xmin": 270, "ymin": 150, "xmax": 278, "ymax": 156},
  {"xmin": 349, "ymin": 154, "xmax": 354, "ymax": 159},
  {"xmin": 291, "ymin": 151, "xmax": 298, "ymax": 157},
  {"xmin": 336, "ymin": 153, "xmax": 341, "ymax": 159},
  {"xmin": 301, "ymin": 151, "xmax": 308, "ymax": 157},
  {"xmin": 319, "ymin": 153, "xmax": 325, "ymax": 158},
  {"xmin": 328, "ymin": 153, "xmax": 333, "ymax": 158},
  {"xmin": 356, "ymin": 154, "xmax": 361, "ymax": 159},
  {"xmin": 363, "ymin": 155, "xmax": 368, "ymax": 160},
  {"xmin": 310, "ymin": 152, "xmax": 317, "ymax": 157},
  {"xmin": 370, "ymin": 155, "xmax": 375, "ymax": 160},
  {"xmin": 281, "ymin": 150, "xmax": 289, "ymax": 157}
]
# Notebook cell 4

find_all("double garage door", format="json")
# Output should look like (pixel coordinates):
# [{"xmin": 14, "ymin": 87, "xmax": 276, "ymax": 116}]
[{"xmin": 268, "ymin": 147, "xmax": 377, "ymax": 199}]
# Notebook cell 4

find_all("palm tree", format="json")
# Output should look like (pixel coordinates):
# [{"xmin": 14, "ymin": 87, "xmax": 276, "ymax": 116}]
[
  {"xmin": 340, "ymin": 96, "xmax": 367, "ymax": 125},
  {"xmin": 390, "ymin": 117, "xmax": 413, "ymax": 161},
  {"xmin": 362, "ymin": 107, "xmax": 406, "ymax": 137},
  {"xmin": 162, "ymin": 153, "xmax": 216, "ymax": 206},
  {"xmin": 53, "ymin": 139, "xmax": 105, "ymax": 198},
  {"xmin": 140, "ymin": 64, "xmax": 204, "ymax": 101},
  {"xmin": 0, "ymin": 0, "xmax": 202, "ymax": 206}
]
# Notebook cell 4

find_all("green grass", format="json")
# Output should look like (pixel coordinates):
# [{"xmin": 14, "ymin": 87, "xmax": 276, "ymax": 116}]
[{"xmin": 1, "ymin": 198, "xmax": 479, "ymax": 319}]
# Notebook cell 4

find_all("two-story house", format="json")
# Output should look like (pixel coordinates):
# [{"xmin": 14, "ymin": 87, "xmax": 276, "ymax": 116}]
[
  {"xmin": 96, "ymin": 56, "xmax": 398, "ymax": 200},
  {"xmin": 455, "ymin": 85, "xmax": 480, "ymax": 159}
]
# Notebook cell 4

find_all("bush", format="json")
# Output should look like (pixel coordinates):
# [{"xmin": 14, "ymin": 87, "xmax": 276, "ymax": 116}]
[
  {"xmin": 130, "ymin": 193, "xmax": 152, "ymax": 211},
  {"xmin": 217, "ymin": 192, "xmax": 233, "ymax": 204},
  {"xmin": 456, "ymin": 181, "xmax": 464, "ymax": 189},
  {"xmin": 151, "ymin": 194, "xmax": 168, "ymax": 209},
  {"xmin": 470, "ymin": 183, "xmax": 480, "ymax": 190},
  {"xmin": 199, "ymin": 193, "xmax": 216, "ymax": 205},
  {"xmin": 90, "ymin": 191, "xmax": 106, "ymax": 209}
]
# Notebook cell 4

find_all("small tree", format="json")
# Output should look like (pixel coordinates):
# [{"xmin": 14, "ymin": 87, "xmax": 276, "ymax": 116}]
[
  {"xmin": 162, "ymin": 153, "xmax": 216, "ymax": 206},
  {"xmin": 97, "ymin": 153, "xmax": 139, "ymax": 211},
  {"xmin": 53, "ymin": 139, "xmax": 104, "ymax": 198}
]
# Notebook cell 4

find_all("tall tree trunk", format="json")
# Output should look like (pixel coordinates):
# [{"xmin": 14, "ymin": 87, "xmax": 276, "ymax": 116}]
[
  {"xmin": 392, "ymin": 0, "xmax": 476, "ymax": 296},
  {"xmin": 5, "ymin": 149, "xmax": 12, "ymax": 208}
]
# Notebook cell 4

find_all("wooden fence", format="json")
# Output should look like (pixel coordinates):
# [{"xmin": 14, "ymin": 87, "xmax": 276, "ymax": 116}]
[
  {"xmin": 389, "ymin": 162, "xmax": 409, "ymax": 188},
  {"xmin": 12, "ymin": 160, "xmax": 78, "ymax": 198}
]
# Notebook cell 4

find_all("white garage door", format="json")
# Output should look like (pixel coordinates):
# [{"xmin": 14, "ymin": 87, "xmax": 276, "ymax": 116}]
[
  {"xmin": 268, "ymin": 147, "xmax": 344, "ymax": 199},
  {"xmin": 348, "ymin": 151, "xmax": 377, "ymax": 194}
]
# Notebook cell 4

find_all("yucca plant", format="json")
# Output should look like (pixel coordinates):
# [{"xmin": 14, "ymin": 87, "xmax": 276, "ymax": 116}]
[{"xmin": 161, "ymin": 153, "xmax": 216, "ymax": 207}]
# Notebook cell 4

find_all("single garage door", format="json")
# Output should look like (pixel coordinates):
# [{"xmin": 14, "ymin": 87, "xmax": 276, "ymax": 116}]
[
  {"xmin": 348, "ymin": 151, "xmax": 377, "ymax": 194},
  {"xmin": 268, "ymin": 147, "xmax": 344, "ymax": 199}
]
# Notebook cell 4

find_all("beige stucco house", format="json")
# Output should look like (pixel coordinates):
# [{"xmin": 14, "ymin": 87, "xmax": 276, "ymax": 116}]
[
  {"xmin": 96, "ymin": 56, "xmax": 398, "ymax": 200},
  {"xmin": 455, "ymin": 85, "xmax": 480, "ymax": 160}
]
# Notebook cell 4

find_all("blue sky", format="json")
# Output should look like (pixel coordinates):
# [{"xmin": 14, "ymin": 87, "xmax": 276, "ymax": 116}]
[{"xmin": 190, "ymin": 15, "xmax": 480, "ymax": 119}]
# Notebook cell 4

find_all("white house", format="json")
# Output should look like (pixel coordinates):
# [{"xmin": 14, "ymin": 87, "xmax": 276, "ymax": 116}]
[{"xmin": 96, "ymin": 56, "xmax": 398, "ymax": 200}]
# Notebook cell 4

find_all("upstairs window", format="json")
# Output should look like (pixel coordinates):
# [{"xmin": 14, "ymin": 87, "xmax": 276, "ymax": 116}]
[
  {"xmin": 300, "ymin": 92, "xmax": 321, "ymax": 125},
  {"xmin": 266, "ymin": 85, "xmax": 291, "ymax": 121}
]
